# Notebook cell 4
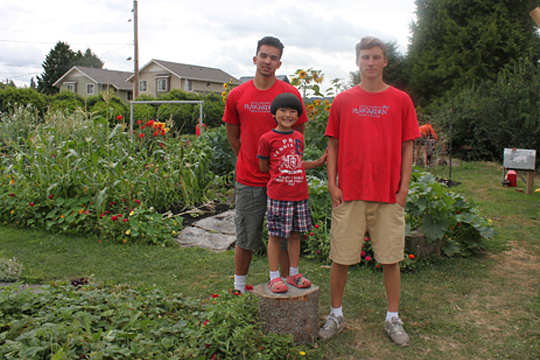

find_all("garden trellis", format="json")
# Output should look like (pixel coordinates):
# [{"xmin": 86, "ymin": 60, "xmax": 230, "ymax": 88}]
[{"xmin": 129, "ymin": 100, "xmax": 203, "ymax": 139}]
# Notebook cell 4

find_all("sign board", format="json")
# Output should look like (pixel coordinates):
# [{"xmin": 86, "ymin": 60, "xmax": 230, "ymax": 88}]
[{"xmin": 503, "ymin": 148, "xmax": 536, "ymax": 170}]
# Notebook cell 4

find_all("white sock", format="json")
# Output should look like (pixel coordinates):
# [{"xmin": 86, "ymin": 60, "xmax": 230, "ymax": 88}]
[
  {"xmin": 330, "ymin": 307, "xmax": 343, "ymax": 318},
  {"xmin": 269, "ymin": 271, "xmax": 280, "ymax": 281},
  {"xmin": 234, "ymin": 275, "xmax": 246, "ymax": 293},
  {"xmin": 386, "ymin": 311, "xmax": 399, "ymax": 322},
  {"xmin": 289, "ymin": 267, "xmax": 299, "ymax": 277}
]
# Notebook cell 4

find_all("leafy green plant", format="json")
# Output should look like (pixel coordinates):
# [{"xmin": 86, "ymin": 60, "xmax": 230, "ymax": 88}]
[
  {"xmin": 0, "ymin": 283, "xmax": 303, "ymax": 359},
  {"xmin": 406, "ymin": 169, "xmax": 496, "ymax": 257},
  {"xmin": 0, "ymin": 255, "xmax": 22, "ymax": 282}
]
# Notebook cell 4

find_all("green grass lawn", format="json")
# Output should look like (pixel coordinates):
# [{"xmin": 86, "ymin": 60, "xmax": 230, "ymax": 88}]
[{"xmin": 1, "ymin": 161, "xmax": 539, "ymax": 359}]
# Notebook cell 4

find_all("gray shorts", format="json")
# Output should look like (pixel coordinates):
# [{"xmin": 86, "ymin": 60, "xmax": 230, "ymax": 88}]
[{"xmin": 234, "ymin": 181, "xmax": 287, "ymax": 251}]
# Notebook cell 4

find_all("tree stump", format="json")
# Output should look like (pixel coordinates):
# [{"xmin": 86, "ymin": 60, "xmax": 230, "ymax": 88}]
[
  {"xmin": 251, "ymin": 283, "xmax": 319, "ymax": 343},
  {"xmin": 405, "ymin": 228, "xmax": 442, "ymax": 259}
]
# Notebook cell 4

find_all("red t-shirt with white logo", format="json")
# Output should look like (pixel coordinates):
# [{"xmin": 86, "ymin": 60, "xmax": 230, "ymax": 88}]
[
  {"xmin": 223, "ymin": 80, "xmax": 308, "ymax": 187},
  {"xmin": 325, "ymin": 86, "xmax": 420, "ymax": 203},
  {"xmin": 257, "ymin": 129, "xmax": 309, "ymax": 201}
]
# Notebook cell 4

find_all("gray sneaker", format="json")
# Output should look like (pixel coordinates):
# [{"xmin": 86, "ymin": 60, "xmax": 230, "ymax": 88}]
[
  {"xmin": 385, "ymin": 317, "xmax": 410, "ymax": 347},
  {"xmin": 318, "ymin": 314, "xmax": 344, "ymax": 341}
]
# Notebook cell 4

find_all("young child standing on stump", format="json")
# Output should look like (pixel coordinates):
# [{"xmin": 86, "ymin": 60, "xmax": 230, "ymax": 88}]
[{"xmin": 257, "ymin": 93, "xmax": 326, "ymax": 293}]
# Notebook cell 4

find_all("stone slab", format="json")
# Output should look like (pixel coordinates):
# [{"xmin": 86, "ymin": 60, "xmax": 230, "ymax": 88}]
[
  {"xmin": 175, "ymin": 226, "xmax": 236, "ymax": 252},
  {"xmin": 191, "ymin": 209, "xmax": 236, "ymax": 235}
]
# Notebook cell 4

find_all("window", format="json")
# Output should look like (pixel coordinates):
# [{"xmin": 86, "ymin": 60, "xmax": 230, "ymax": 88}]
[
  {"xmin": 185, "ymin": 79, "xmax": 192, "ymax": 91},
  {"xmin": 157, "ymin": 78, "xmax": 168, "ymax": 92},
  {"xmin": 86, "ymin": 83, "xmax": 94, "ymax": 95},
  {"xmin": 139, "ymin": 80, "xmax": 147, "ymax": 92},
  {"xmin": 65, "ymin": 83, "xmax": 75, "ymax": 92}
]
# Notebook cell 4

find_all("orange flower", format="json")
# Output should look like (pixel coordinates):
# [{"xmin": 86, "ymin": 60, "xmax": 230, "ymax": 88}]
[{"xmin": 408, "ymin": 254, "xmax": 415, "ymax": 260}]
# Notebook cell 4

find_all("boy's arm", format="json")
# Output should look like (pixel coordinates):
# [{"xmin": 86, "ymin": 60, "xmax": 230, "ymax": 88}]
[
  {"xmin": 396, "ymin": 139, "xmax": 414, "ymax": 208},
  {"xmin": 259, "ymin": 158, "xmax": 269, "ymax": 173},
  {"xmin": 225, "ymin": 123, "xmax": 241, "ymax": 156},
  {"xmin": 304, "ymin": 147, "xmax": 328, "ymax": 169},
  {"xmin": 327, "ymin": 137, "xmax": 342, "ymax": 208}
]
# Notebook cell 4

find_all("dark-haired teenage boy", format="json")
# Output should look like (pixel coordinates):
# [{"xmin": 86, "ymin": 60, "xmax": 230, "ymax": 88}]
[{"xmin": 223, "ymin": 36, "xmax": 308, "ymax": 294}]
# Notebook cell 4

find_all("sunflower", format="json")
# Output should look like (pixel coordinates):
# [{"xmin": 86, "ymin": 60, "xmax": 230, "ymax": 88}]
[
  {"xmin": 223, "ymin": 83, "xmax": 228, "ymax": 89},
  {"xmin": 222, "ymin": 91, "xmax": 227, "ymax": 97},
  {"xmin": 307, "ymin": 104, "xmax": 315, "ymax": 112},
  {"xmin": 298, "ymin": 70, "xmax": 307, "ymax": 79}
]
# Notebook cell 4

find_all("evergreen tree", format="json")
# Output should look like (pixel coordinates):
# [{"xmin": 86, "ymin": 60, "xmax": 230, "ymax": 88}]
[
  {"xmin": 407, "ymin": 0, "xmax": 540, "ymax": 105},
  {"xmin": 74, "ymin": 48, "xmax": 104, "ymax": 68},
  {"xmin": 37, "ymin": 41, "xmax": 76, "ymax": 95},
  {"xmin": 349, "ymin": 41, "xmax": 410, "ymax": 90},
  {"xmin": 29, "ymin": 77, "xmax": 36, "ymax": 89}
]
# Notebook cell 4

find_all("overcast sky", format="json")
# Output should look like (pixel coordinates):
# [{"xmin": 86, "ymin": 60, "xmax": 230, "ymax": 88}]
[{"xmin": 1, "ymin": 0, "xmax": 417, "ymax": 90}]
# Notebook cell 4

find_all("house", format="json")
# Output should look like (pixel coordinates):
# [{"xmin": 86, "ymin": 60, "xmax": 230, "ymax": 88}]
[
  {"xmin": 53, "ymin": 66, "xmax": 133, "ymax": 103},
  {"xmin": 127, "ymin": 59, "xmax": 239, "ymax": 97}
]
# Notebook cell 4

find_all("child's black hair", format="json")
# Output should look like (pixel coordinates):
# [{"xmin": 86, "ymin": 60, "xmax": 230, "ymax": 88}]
[{"xmin": 270, "ymin": 93, "xmax": 303, "ymax": 117}]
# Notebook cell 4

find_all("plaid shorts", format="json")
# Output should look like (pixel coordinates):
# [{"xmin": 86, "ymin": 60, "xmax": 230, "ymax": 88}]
[{"xmin": 266, "ymin": 198, "xmax": 312, "ymax": 239}]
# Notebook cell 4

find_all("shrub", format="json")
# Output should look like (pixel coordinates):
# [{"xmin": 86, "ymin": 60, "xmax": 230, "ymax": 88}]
[
  {"xmin": 0, "ymin": 87, "xmax": 48, "ymax": 116},
  {"xmin": 0, "ymin": 255, "xmax": 22, "ymax": 282}
]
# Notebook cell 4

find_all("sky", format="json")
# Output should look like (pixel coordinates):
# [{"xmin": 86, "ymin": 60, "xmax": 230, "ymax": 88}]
[{"xmin": 0, "ymin": 0, "xmax": 418, "ymax": 91}]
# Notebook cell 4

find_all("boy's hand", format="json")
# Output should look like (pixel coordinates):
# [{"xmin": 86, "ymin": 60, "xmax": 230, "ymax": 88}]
[
  {"xmin": 317, "ymin": 148, "xmax": 328, "ymax": 167},
  {"xmin": 328, "ymin": 183, "xmax": 343, "ymax": 208},
  {"xmin": 395, "ymin": 189, "xmax": 408, "ymax": 208}
]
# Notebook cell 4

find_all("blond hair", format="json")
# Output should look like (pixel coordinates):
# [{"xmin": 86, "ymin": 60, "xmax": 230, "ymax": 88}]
[{"xmin": 355, "ymin": 36, "xmax": 387, "ymax": 62}]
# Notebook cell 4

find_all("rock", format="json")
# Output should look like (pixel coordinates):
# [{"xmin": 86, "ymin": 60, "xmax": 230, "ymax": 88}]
[
  {"xmin": 175, "ymin": 209, "xmax": 237, "ymax": 252},
  {"xmin": 251, "ymin": 283, "xmax": 320, "ymax": 344}
]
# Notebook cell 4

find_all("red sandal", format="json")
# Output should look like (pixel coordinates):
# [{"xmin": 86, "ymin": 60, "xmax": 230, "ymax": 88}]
[
  {"xmin": 268, "ymin": 278, "xmax": 288, "ymax": 293},
  {"xmin": 287, "ymin": 273, "xmax": 311, "ymax": 288}
]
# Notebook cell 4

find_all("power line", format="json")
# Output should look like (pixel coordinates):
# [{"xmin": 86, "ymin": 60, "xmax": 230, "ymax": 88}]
[{"xmin": 0, "ymin": 39, "xmax": 131, "ymax": 46}]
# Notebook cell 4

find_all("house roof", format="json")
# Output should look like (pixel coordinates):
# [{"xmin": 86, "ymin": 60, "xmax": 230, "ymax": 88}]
[
  {"xmin": 53, "ymin": 66, "xmax": 133, "ymax": 91},
  {"xmin": 126, "ymin": 59, "xmax": 238, "ymax": 83},
  {"xmin": 239, "ymin": 75, "xmax": 290, "ymax": 83}
]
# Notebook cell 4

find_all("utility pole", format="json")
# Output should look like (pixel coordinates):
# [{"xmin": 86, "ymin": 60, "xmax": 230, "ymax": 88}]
[{"xmin": 133, "ymin": 0, "xmax": 139, "ymax": 99}]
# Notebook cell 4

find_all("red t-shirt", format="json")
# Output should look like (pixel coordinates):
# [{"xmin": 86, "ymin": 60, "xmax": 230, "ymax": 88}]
[
  {"xmin": 257, "ymin": 129, "xmax": 309, "ymax": 201},
  {"xmin": 325, "ymin": 86, "xmax": 420, "ymax": 203},
  {"xmin": 222, "ymin": 80, "xmax": 308, "ymax": 187}
]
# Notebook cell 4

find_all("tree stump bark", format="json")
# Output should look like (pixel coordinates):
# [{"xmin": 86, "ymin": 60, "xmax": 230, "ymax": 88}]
[
  {"xmin": 251, "ymin": 283, "xmax": 319, "ymax": 343},
  {"xmin": 405, "ymin": 228, "xmax": 442, "ymax": 259}
]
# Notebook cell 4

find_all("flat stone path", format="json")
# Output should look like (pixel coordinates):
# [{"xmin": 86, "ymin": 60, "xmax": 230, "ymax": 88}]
[{"xmin": 174, "ymin": 209, "xmax": 237, "ymax": 252}]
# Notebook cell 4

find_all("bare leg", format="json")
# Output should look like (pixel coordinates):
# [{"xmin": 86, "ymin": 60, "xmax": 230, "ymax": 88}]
[
  {"xmin": 267, "ymin": 236, "xmax": 282, "ymax": 272},
  {"xmin": 234, "ymin": 246, "xmax": 253, "ymax": 276},
  {"xmin": 330, "ymin": 262, "xmax": 349, "ymax": 308},
  {"xmin": 279, "ymin": 249, "xmax": 290, "ymax": 277},
  {"xmin": 287, "ymin": 232, "xmax": 301, "ymax": 268},
  {"xmin": 383, "ymin": 263, "xmax": 401, "ymax": 312}
]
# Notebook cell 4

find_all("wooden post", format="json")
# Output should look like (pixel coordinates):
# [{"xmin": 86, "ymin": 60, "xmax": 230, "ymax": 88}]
[
  {"xmin": 251, "ymin": 284, "xmax": 319, "ymax": 343},
  {"xmin": 526, "ymin": 170, "xmax": 535, "ymax": 195}
]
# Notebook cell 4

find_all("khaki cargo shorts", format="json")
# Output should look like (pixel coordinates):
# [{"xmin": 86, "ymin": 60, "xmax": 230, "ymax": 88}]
[{"xmin": 329, "ymin": 200, "xmax": 405, "ymax": 265}]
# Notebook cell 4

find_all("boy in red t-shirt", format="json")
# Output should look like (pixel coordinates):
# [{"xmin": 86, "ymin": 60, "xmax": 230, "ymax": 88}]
[{"xmin": 258, "ymin": 93, "xmax": 326, "ymax": 293}]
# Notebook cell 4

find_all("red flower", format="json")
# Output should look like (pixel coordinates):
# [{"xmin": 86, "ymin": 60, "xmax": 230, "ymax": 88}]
[
  {"xmin": 161, "ymin": 130, "xmax": 165, "ymax": 136},
  {"xmin": 116, "ymin": 115, "xmax": 122, "ymax": 121},
  {"xmin": 135, "ymin": 199, "xmax": 141, "ymax": 204},
  {"xmin": 139, "ymin": 133, "xmax": 144, "ymax": 138},
  {"xmin": 314, "ymin": 224, "xmax": 320, "ymax": 229},
  {"xmin": 153, "ymin": 131, "xmax": 159, "ymax": 137},
  {"xmin": 456, "ymin": 211, "xmax": 461, "ymax": 214},
  {"xmin": 361, "ymin": 251, "xmax": 366, "ymax": 257},
  {"xmin": 29, "ymin": 202, "xmax": 35, "ymax": 206},
  {"xmin": 211, "ymin": 294, "xmax": 219, "ymax": 298},
  {"xmin": 104, "ymin": 210, "xmax": 110, "ymax": 214},
  {"xmin": 365, "ymin": 256, "xmax": 372, "ymax": 261},
  {"xmin": 376, "ymin": 264, "xmax": 380, "ymax": 268},
  {"xmin": 303, "ymin": 234, "xmax": 308, "ymax": 239},
  {"xmin": 408, "ymin": 254, "xmax": 415, "ymax": 260},
  {"xmin": 117, "ymin": 214, "xmax": 123, "ymax": 218},
  {"xmin": 245, "ymin": 285, "xmax": 253, "ymax": 291},
  {"xmin": 146, "ymin": 120, "xmax": 155, "ymax": 127},
  {"xmin": 8, "ymin": 193, "xmax": 15, "ymax": 197},
  {"xmin": 111, "ymin": 215, "xmax": 118, "ymax": 221},
  {"xmin": 123, "ymin": 218, "xmax": 128, "ymax": 222},
  {"xmin": 315, "ymin": 250, "xmax": 321, "ymax": 254},
  {"xmin": 211, "ymin": 354, "xmax": 219, "ymax": 360},
  {"xmin": 202, "ymin": 320, "xmax": 209, "ymax": 326},
  {"xmin": 100, "ymin": 214, "xmax": 105, "ymax": 218},
  {"xmin": 364, "ymin": 236, "xmax": 370, "ymax": 242},
  {"xmin": 109, "ymin": 201, "xmax": 115, "ymax": 206},
  {"xmin": 84, "ymin": 211, "xmax": 90, "ymax": 215},
  {"xmin": 137, "ymin": 120, "xmax": 142, "ymax": 125},
  {"xmin": 141, "ymin": 125, "xmax": 145, "ymax": 129},
  {"xmin": 309, "ymin": 232, "xmax": 315, "ymax": 236},
  {"xmin": 122, "ymin": 199, "xmax": 127, "ymax": 202},
  {"xmin": 159, "ymin": 142, "xmax": 164, "ymax": 147},
  {"xmin": 48, "ymin": 195, "xmax": 53, "ymax": 199}
]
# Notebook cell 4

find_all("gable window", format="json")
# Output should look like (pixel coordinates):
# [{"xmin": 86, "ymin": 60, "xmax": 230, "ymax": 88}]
[
  {"xmin": 139, "ymin": 80, "xmax": 147, "ymax": 92},
  {"xmin": 157, "ymin": 78, "xmax": 168, "ymax": 92},
  {"xmin": 65, "ymin": 82, "xmax": 76, "ymax": 92},
  {"xmin": 86, "ymin": 83, "xmax": 94, "ymax": 95},
  {"xmin": 185, "ymin": 79, "xmax": 192, "ymax": 91}
]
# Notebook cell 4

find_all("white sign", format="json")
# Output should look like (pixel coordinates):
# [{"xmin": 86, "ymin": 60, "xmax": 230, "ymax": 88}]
[{"xmin": 503, "ymin": 148, "xmax": 536, "ymax": 170}]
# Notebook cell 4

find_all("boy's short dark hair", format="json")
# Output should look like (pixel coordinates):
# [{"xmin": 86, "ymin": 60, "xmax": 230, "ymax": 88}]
[
  {"xmin": 270, "ymin": 93, "xmax": 303, "ymax": 117},
  {"xmin": 257, "ymin": 36, "xmax": 284, "ymax": 59},
  {"xmin": 356, "ymin": 36, "xmax": 387, "ymax": 62}
]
